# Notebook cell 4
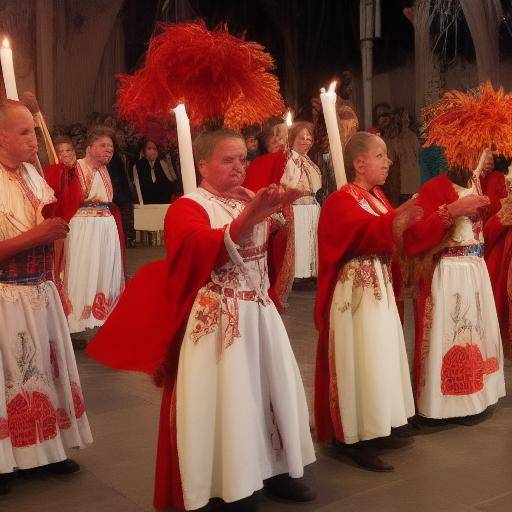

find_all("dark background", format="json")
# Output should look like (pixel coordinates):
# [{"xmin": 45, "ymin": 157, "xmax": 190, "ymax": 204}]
[{"xmin": 121, "ymin": 0, "xmax": 512, "ymax": 113}]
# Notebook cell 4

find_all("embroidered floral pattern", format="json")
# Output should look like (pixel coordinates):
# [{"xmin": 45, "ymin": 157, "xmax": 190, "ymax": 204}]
[
  {"xmin": 0, "ymin": 282, "xmax": 50, "ymax": 310},
  {"xmin": 80, "ymin": 292, "xmax": 113, "ymax": 321},
  {"xmin": 418, "ymin": 296, "xmax": 434, "ymax": 391},
  {"xmin": 0, "ymin": 417, "xmax": 9, "ymax": 440},
  {"xmin": 338, "ymin": 256, "xmax": 391, "ymax": 302},
  {"xmin": 49, "ymin": 340, "xmax": 59, "ymax": 379},
  {"xmin": 440, "ymin": 292, "xmax": 499, "ymax": 395}
]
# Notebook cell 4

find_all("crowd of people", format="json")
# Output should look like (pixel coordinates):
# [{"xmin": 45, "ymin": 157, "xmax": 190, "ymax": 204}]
[{"xmin": 0, "ymin": 81, "xmax": 510, "ymax": 512}]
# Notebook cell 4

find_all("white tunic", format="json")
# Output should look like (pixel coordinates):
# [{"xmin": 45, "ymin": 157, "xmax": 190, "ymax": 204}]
[
  {"xmin": 281, "ymin": 151, "xmax": 321, "ymax": 278},
  {"xmin": 417, "ymin": 182, "xmax": 506, "ymax": 418},
  {"xmin": 329, "ymin": 192, "xmax": 415, "ymax": 444},
  {"xmin": 65, "ymin": 159, "xmax": 124, "ymax": 333},
  {"xmin": 0, "ymin": 163, "xmax": 92, "ymax": 474},
  {"xmin": 176, "ymin": 189, "xmax": 315, "ymax": 510}
]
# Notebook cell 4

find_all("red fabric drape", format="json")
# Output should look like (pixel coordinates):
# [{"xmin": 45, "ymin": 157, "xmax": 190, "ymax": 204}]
[
  {"xmin": 86, "ymin": 197, "xmax": 228, "ymax": 510},
  {"xmin": 244, "ymin": 150, "xmax": 292, "ymax": 311}
]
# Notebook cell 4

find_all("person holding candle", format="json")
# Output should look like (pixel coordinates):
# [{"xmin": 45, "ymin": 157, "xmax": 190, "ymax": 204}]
[
  {"xmin": 315, "ymin": 132, "xmax": 421, "ymax": 472},
  {"xmin": 87, "ymin": 128, "xmax": 316, "ymax": 511},
  {"xmin": 0, "ymin": 99, "xmax": 92, "ymax": 495}
]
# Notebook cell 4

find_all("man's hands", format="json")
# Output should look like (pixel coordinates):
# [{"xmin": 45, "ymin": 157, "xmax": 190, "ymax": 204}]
[
  {"xmin": 229, "ymin": 184, "xmax": 303, "ymax": 243},
  {"xmin": 31, "ymin": 218, "xmax": 69, "ymax": 245},
  {"xmin": 447, "ymin": 195, "xmax": 490, "ymax": 218}
]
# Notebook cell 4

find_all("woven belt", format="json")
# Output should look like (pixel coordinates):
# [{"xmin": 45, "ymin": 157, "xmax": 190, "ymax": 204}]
[
  {"xmin": 442, "ymin": 244, "xmax": 484, "ymax": 258},
  {"xmin": 210, "ymin": 283, "xmax": 257, "ymax": 301}
]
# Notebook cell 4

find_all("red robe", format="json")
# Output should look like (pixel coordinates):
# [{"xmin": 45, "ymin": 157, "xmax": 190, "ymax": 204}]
[
  {"xmin": 314, "ymin": 183, "xmax": 396, "ymax": 442},
  {"xmin": 244, "ymin": 150, "xmax": 294, "ymax": 311},
  {"xmin": 43, "ymin": 162, "xmax": 126, "ymax": 277},
  {"xmin": 402, "ymin": 174, "xmax": 461, "ymax": 397},
  {"xmin": 86, "ymin": 197, "xmax": 229, "ymax": 510},
  {"xmin": 482, "ymin": 171, "xmax": 512, "ymax": 358}
]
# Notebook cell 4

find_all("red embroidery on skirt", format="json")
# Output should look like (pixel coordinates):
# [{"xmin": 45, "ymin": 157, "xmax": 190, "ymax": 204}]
[
  {"xmin": 92, "ymin": 292, "xmax": 112, "ymax": 320},
  {"xmin": 6, "ymin": 391, "xmax": 57, "ymax": 447},
  {"xmin": 71, "ymin": 382, "xmax": 85, "ymax": 418},
  {"xmin": 441, "ymin": 344, "xmax": 499, "ymax": 395},
  {"xmin": 49, "ymin": 340, "xmax": 59, "ymax": 379},
  {"xmin": 56, "ymin": 408, "xmax": 72, "ymax": 430},
  {"xmin": 0, "ymin": 417, "xmax": 9, "ymax": 440},
  {"xmin": 328, "ymin": 329, "xmax": 345, "ymax": 443},
  {"xmin": 80, "ymin": 305, "xmax": 92, "ymax": 320}
]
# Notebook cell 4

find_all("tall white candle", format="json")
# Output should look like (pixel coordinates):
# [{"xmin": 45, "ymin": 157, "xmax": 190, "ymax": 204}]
[
  {"xmin": 285, "ymin": 110, "xmax": 293, "ymax": 128},
  {"xmin": 0, "ymin": 38, "xmax": 19, "ymax": 100},
  {"xmin": 320, "ymin": 81, "xmax": 347, "ymax": 188},
  {"xmin": 173, "ymin": 103, "xmax": 196, "ymax": 195}
]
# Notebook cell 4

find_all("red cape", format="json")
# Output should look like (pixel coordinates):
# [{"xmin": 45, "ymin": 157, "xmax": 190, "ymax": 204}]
[
  {"xmin": 244, "ymin": 151, "xmax": 293, "ymax": 311},
  {"xmin": 314, "ymin": 184, "xmax": 396, "ymax": 442},
  {"xmin": 86, "ymin": 197, "xmax": 228, "ymax": 510},
  {"xmin": 483, "ymin": 172, "xmax": 512, "ymax": 358},
  {"xmin": 403, "ymin": 174, "xmax": 460, "ymax": 398}
]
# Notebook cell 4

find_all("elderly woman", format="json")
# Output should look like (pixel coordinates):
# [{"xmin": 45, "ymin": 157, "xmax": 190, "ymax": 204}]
[{"xmin": 281, "ymin": 121, "xmax": 322, "ymax": 279}]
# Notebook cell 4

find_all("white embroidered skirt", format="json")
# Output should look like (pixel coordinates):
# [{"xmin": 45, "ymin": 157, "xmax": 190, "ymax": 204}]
[
  {"xmin": 65, "ymin": 211, "xmax": 124, "ymax": 334},
  {"xmin": 417, "ymin": 255, "xmax": 506, "ymax": 418},
  {"xmin": 176, "ymin": 293, "xmax": 315, "ymax": 510},
  {"xmin": 292, "ymin": 204, "xmax": 320, "ymax": 278},
  {"xmin": 0, "ymin": 281, "xmax": 92, "ymax": 474},
  {"xmin": 329, "ymin": 256, "xmax": 415, "ymax": 444}
]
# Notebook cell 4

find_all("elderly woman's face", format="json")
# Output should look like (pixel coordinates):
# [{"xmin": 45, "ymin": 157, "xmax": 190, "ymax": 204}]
[{"xmin": 292, "ymin": 128, "xmax": 313, "ymax": 155}]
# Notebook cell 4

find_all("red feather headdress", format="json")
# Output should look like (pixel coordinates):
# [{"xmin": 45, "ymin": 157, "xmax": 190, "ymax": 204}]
[
  {"xmin": 422, "ymin": 82, "xmax": 512, "ymax": 169},
  {"xmin": 116, "ymin": 21, "xmax": 285, "ymax": 137}
]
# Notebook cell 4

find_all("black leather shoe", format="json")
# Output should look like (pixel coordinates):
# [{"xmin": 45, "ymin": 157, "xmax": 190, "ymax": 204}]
[
  {"xmin": 371, "ymin": 434, "xmax": 414, "ymax": 449},
  {"xmin": 265, "ymin": 474, "xmax": 316, "ymax": 502},
  {"xmin": 44, "ymin": 459, "xmax": 80, "ymax": 475},
  {"xmin": 0, "ymin": 474, "xmax": 12, "ymax": 495},
  {"xmin": 342, "ymin": 443, "xmax": 394, "ymax": 472},
  {"xmin": 222, "ymin": 496, "xmax": 258, "ymax": 511}
]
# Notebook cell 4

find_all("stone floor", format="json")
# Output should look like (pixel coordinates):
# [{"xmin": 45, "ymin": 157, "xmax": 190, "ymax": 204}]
[{"xmin": 1, "ymin": 246, "xmax": 511, "ymax": 512}]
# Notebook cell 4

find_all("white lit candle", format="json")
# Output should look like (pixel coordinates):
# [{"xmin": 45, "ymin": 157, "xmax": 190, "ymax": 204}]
[
  {"xmin": 173, "ymin": 104, "xmax": 196, "ymax": 195},
  {"xmin": 285, "ymin": 110, "xmax": 293, "ymax": 127},
  {"xmin": 0, "ymin": 38, "xmax": 19, "ymax": 100},
  {"xmin": 320, "ymin": 81, "xmax": 346, "ymax": 188}
]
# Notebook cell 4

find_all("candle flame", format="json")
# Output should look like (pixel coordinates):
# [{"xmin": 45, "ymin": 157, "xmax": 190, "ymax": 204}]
[
  {"xmin": 328, "ymin": 81, "xmax": 337, "ymax": 94},
  {"xmin": 2, "ymin": 38, "xmax": 10, "ymax": 49},
  {"xmin": 285, "ymin": 110, "xmax": 293, "ymax": 127}
]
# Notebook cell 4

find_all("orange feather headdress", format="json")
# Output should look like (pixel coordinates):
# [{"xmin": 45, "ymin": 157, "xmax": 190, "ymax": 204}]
[
  {"xmin": 116, "ymin": 21, "xmax": 285, "ymax": 138},
  {"xmin": 422, "ymin": 82, "xmax": 512, "ymax": 169}
]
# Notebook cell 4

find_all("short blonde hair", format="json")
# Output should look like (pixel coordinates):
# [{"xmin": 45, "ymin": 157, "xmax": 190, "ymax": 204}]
[
  {"xmin": 193, "ymin": 128, "xmax": 244, "ymax": 162},
  {"xmin": 344, "ymin": 131, "xmax": 381, "ymax": 182}
]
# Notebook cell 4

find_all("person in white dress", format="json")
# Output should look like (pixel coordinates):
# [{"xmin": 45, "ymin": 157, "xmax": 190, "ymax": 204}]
[
  {"xmin": 65, "ymin": 127, "xmax": 124, "ymax": 334},
  {"xmin": 404, "ymin": 165, "xmax": 506, "ymax": 423},
  {"xmin": 0, "ymin": 99, "xmax": 92, "ymax": 495},
  {"xmin": 315, "ymin": 132, "xmax": 419, "ymax": 472},
  {"xmin": 87, "ymin": 129, "xmax": 316, "ymax": 511},
  {"xmin": 280, "ymin": 122, "xmax": 322, "ymax": 279}
]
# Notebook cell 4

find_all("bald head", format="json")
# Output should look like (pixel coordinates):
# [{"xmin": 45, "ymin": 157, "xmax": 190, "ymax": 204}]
[{"xmin": 0, "ymin": 99, "xmax": 38, "ymax": 168}]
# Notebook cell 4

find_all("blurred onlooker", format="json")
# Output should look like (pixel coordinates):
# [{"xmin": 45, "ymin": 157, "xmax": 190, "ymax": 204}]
[
  {"xmin": 108, "ymin": 128, "xmax": 136, "ymax": 247},
  {"xmin": 133, "ymin": 139, "xmax": 178, "ymax": 204},
  {"xmin": 55, "ymin": 135, "xmax": 78, "ymax": 169},
  {"xmin": 259, "ymin": 117, "xmax": 288, "ymax": 154},
  {"xmin": 242, "ymin": 124, "xmax": 262, "ymax": 161},
  {"xmin": 369, "ymin": 102, "xmax": 391, "ymax": 135}
]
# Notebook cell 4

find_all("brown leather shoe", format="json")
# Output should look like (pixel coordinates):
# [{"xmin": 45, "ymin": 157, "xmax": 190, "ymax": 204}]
[
  {"xmin": 371, "ymin": 434, "xmax": 414, "ymax": 449},
  {"xmin": 342, "ymin": 443, "xmax": 394, "ymax": 472},
  {"xmin": 265, "ymin": 474, "xmax": 316, "ymax": 502}
]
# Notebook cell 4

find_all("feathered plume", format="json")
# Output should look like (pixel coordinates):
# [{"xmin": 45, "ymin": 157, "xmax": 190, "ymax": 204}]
[
  {"xmin": 422, "ymin": 82, "xmax": 512, "ymax": 169},
  {"xmin": 116, "ymin": 21, "xmax": 285, "ymax": 136}
]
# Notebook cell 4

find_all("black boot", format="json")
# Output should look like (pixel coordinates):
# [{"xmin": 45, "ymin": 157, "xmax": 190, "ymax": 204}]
[
  {"xmin": 340, "ymin": 441, "xmax": 394, "ymax": 472},
  {"xmin": 264, "ymin": 474, "xmax": 316, "ymax": 502},
  {"xmin": 222, "ymin": 496, "xmax": 258, "ymax": 511},
  {"xmin": 43, "ymin": 459, "xmax": 80, "ymax": 475},
  {"xmin": 0, "ymin": 474, "xmax": 13, "ymax": 495},
  {"xmin": 371, "ymin": 434, "xmax": 414, "ymax": 449}
]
